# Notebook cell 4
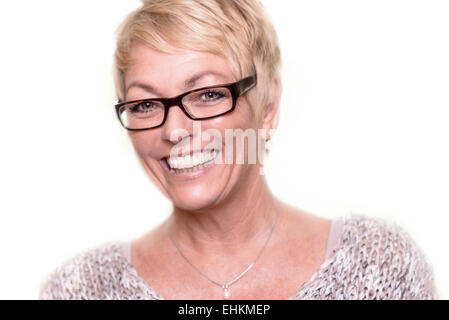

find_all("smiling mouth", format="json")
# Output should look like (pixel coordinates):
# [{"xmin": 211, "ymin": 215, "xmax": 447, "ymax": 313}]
[{"xmin": 163, "ymin": 149, "xmax": 219, "ymax": 174}]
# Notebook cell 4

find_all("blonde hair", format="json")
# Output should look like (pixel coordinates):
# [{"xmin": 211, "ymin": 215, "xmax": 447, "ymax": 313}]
[{"xmin": 113, "ymin": 0, "xmax": 282, "ymax": 122}]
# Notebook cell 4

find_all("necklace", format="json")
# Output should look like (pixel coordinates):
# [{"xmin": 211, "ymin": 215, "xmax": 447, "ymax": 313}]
[{"xmin": 166, "ymin": 202, "xmax": 280, "ymax": 299}]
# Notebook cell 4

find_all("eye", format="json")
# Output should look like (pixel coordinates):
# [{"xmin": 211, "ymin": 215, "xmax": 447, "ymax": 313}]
[
  {"xmin": 201, "ymin": 90, "xmax": 225, "ymax": 101},
  {"xmin": 132, "ymin": 101, "xmax": 155, "ymax": 113}
]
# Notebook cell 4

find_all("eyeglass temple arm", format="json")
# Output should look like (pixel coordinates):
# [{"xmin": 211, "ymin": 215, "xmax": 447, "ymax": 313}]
[{"xmin": 237, "ymin": 74, "xmax": 257, "ymax": 96}]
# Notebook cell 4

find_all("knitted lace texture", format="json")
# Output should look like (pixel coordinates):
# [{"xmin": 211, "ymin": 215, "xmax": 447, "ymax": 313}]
[{"xmin": 39, "ymin": 214, "xmax": 437, "ymax": 300}]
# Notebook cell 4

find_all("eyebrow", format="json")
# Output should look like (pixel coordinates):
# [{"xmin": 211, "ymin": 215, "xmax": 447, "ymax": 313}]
[{"xmin": 125, "ymin": 70, "xmax": 230, "ymax": 97}]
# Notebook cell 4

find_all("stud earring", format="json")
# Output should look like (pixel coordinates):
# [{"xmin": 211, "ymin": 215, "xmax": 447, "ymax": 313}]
[{"xmin": 265, "ymin": 138, "xmax": 272, "ymax": 152}]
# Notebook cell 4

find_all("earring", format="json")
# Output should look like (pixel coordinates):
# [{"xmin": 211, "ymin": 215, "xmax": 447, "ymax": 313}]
[
  {"xmin": 265, "ymin": 138, "xmax": 272, "ymax": 152},
  {"xmin": 260, "ymin": 138, "xmax": 271, "ymax": 175}
]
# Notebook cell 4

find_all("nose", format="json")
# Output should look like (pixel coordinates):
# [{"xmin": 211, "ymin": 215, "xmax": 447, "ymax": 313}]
[{"xmin": 161, "ymin": 105, "xmax": 193, "ymax": 143}]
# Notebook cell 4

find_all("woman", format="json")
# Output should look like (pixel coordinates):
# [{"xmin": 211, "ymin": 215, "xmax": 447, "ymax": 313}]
[{"xmin": 39, "ymin": 0, "xmax": 437, "ymax": 300}]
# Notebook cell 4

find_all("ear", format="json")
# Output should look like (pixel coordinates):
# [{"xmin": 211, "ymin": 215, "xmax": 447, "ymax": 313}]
[{"xmin": 261, "ymin": 77, "xmax": 282, "ymax": 140}]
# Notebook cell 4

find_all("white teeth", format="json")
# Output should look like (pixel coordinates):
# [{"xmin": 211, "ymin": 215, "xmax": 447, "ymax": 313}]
[
  {"xmin": 173, "ymin": 157, "xmax": 179, "ymax": 169},
  {"xmin": 167, "ymin": 150, "xmax": 217, "ymax": 171},
  {"xmin": 184, "ymin": 155, "xmax": 191, "ymax": 169}
]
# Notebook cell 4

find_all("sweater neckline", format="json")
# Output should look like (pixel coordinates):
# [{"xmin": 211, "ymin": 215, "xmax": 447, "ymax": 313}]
[{"xmin": 119, "ymin": 216, "xmax": 346, "ymax": 300}]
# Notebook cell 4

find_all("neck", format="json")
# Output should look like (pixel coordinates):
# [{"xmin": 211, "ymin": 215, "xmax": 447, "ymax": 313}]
[{"xmin": 169, "ymin": 170, "xmax": 279, "ymax": 257}]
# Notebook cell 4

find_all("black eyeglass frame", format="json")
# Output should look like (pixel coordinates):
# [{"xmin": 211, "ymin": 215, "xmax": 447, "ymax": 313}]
[{"xmin": 114, "ymin": 74, "xmax": 257, "ymax": 131}]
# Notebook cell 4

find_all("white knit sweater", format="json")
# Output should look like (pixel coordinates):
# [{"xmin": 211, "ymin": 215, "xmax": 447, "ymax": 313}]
[{"xmin": 38, "ymin": 214, "xmax": 438, "ymax": 300}]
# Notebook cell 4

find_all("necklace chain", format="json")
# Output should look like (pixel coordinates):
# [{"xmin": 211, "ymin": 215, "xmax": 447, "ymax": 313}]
[{"xmin": 166, "ymin": 202, "xmax": 280, "ymax": 299}]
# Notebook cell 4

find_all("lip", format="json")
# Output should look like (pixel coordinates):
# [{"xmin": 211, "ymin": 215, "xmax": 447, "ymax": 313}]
[{"xmin": 160, "ymin": 149, "xmax": 220, "ymax": 181}]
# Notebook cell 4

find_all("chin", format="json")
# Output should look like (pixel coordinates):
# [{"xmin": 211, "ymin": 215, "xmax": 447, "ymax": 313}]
[{"xmin": 169, "ymin": 186, "xmax": 224, "ymax": 211}]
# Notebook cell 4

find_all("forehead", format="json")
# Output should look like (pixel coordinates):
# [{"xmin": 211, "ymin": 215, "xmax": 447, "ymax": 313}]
[{"xmin": 125, "ymin": 42, "xmax": 236, "ymax": 84}]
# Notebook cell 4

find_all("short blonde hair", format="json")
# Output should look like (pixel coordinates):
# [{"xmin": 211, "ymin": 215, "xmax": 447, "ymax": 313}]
[{"xmin": 113, "ymin": 0, "xmax": 281, "ymax": 122}]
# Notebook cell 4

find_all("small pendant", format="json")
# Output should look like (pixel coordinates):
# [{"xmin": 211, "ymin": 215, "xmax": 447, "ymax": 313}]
[{"xmin": 223, "ymin": 284, "xmax": 230, "ymax": 299}]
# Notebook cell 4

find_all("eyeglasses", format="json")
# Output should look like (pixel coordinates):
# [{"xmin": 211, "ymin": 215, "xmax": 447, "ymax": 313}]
[{"xmin": 115, "ymin": 74, "xmax": 257, "ymax": 130}]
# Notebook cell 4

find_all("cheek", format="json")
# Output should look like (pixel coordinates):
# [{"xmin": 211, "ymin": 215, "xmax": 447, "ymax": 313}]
[
  {"xmin": 205, "ymin": 101, "xmax": 257, "ymax": 132},
  {"xmin": 235, "ymin": 100, "xmax": 260, "ymax": 130},
  {"xmin": 202, "ymin": 102, "xmax": 260, "ymax": 164},
  {"xmin": 128, "ymin": 132, "xmax": 159, "ymax": 158}
]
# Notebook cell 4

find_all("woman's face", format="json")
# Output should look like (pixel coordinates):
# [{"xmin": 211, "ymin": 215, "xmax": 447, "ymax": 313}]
[{"xmin": 124, "ymin": 42, "xmax": 267, "ymax": 211}]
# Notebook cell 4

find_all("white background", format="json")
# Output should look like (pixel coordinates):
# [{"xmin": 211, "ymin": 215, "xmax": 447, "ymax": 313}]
[{"xmin": 0, "ymin": 0, "xmax": 447, "ymax": 299}]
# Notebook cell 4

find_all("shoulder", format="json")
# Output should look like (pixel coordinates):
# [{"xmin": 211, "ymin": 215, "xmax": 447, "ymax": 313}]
[
  {"xmin": 38, "ymin": 241, "xmax": 133, "ymax": 300},
  {"xmin": 337, "ymin": 214, "xmax": 438, "ymax": 299}
]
